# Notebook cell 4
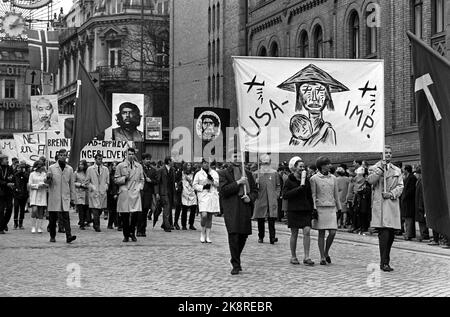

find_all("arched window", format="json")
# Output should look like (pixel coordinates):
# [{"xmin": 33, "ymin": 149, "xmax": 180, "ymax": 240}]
[
  {"xmin": 208, "ymin": 7, "xmax": 211, "ymax": 33},
  {"xmin": 217, "ymin": 38, "xmax": 220, "ymax": 65},
  {"xmin": 313, "ymin": 25, "xmax": 323, "ymax": 58},
  {"xmin": 349, "ymin": 11, "xmax": 360, "ymax": 58},
  {"xmin": 270, "ymin": 42, "xmax": 279, "ymax": 57},
  {"xmin": 212, "ymin": 74, "xmax": 216, "ymax": 104},
  {"xmin": 366, "ymin": 5, "xmax": 377, "ymax": 55},
  {"xmin": 216, "ymin": 73, "xmax": 220, "ymax": 102},
  {"xmin": 212, "ymin": 40, "xmax": 215, "ymax": 66},
  {"xmin": 217, "ymin": 3, "xmax": 220, "ymax": 30},
  {"xmin": 299, "ymin": 31, "xmax": 309, "ymax": 57},
  {"xmin": 208, "ymin": 76, "xmax": 211, "ymax": 104},
  {"xmin": 212, "ymin": 5, "xmax": 215, "ymax": 31},
  {"xmin": 258, "ymin": 46, "xmax": 267, "ymax": 56},
  {"xmin": 208, "ymin": 41, "xmax": 211, "ymax": 66}
]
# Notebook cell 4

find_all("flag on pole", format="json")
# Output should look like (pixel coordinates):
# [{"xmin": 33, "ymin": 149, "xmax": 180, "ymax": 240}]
[
  {"xmin": 408, "ymin": 31, "xmax": 450, "ymax": 238},
  {"xmin": 27, "ymin": 29, "xmax": 59, "ymax": 74},
  {"xmin": 69, "ymin": 62, "xmax": 111, "ymax": 168}
]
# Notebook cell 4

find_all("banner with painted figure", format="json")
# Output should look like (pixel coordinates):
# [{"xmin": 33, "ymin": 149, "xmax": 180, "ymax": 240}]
[
  {"xmin": 110, "ymin": 94, "xmax": 145, "ymax": 142},
  {"xmin": 30, "ymin": 95, "xmax": 60, "ymax": 132},
  {"xmin": 233, "ymin": 57, "xmax": 385, "ymax": 153}
]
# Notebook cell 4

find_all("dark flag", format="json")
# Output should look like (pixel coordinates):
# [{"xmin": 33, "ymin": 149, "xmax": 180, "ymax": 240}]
[
  {"xmin": 193, "ymin": 107, "xmax": 230, "ymax": 162},
  {"xmin": 27, "ymin": 29, "xmax": 59, "ymax": 74},
  {"xmin": 408, "ymin": 31, "xmax": 450, "ymax": 238},
  {"xmin": 69, "ymin": 62, "xmax": 111, "ymax": 168}
]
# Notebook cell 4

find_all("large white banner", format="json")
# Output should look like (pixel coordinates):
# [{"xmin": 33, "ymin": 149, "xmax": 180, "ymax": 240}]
[{"xmin": 233, "ymin": 57, "xmax": 385, "ymax": 153}]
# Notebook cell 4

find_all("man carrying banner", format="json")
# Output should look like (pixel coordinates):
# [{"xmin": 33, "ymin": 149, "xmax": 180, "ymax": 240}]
[
  {"xmin": 368, "ymin": 146, "xmax": 403, "ymax": 272},
  {"xmin": 46, "ymin": 149, "xmax": 77, "ymax": 243},
  {"xmin": 86, "ymin": 153, "xmax": 110, "ymax": 232},
  {"xmin": 219, "ymin": 153, "xmax": 258, "ymax": 275}
]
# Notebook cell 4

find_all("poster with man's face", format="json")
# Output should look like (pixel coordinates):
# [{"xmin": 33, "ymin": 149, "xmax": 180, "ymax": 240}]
[
  {"xmin": 30, "ymin": 95, "xmax": 59, "ymax": 132},
  {"xmin": 110, "ymin": 94, "xmax": 145, "ymax": 142}
]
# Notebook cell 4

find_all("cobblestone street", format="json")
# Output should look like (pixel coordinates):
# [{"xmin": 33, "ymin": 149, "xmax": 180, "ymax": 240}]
[{"xmin": 1, "ymin": 212, "xmax": 450, "ymax": 297}]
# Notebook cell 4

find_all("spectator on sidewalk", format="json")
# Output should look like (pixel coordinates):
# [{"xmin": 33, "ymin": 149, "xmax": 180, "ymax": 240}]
[
  {"xmin": 414, "ymin": 167, "xmax": 430, "ymax": 242},
  {"xmin": 335, "ymin": 167, "xmax": 350, "ymax": 229},
  {"xmin": 0, "ymin": 153, "xmax": 15, "ymax": 234},
  {"xmin": 401, "ymin": 165, "xmax": 416, "ymax": 240},
  {"xmin": 310, "ymin": 156, "xmax": 342, "ymax": 266},
  {"xmin": 253, "ymin": 154, "xmax": 281, "ymax": 244},
  {"xmin": 368, "ymin": 146, "xmax": 403, "ymax": 272},
  {"xmin": 283, "ymin": 156, "xmax": 315, "ymax": 266},
  {"xmin": 219, "ymin": 153, "xmax": 257, "ymax": 275},
  {"xmin": 28, "ymin": 161, "xmax": 48, "ymax": 234}
]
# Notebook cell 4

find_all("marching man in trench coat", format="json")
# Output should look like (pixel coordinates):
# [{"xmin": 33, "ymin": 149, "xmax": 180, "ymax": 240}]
[
  {"xmin": 115, "ymin": 147, "xmax": 144, "ymax": 242},
  {"xmin": 86, "ymin": 153, "xmax": 110, "ymax": 232},
  {"xmin": 46, "ymin": 149, "xmax": 77, "ymax": 243},
  {"xmin": 252, "ymin": 154, "xmax": 281, "ymax": 244},
  {"xmin": 368, "ymin": 145, "xmax": 404, "ymax": 272}
]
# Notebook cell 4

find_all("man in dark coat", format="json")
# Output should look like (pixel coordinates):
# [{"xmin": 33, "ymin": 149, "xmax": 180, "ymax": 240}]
[
  {"xmin": 138, "ymin": 153, "xmax": 158, "ymax": 237},
  {"xmin": 13, "ymin": 161, "xmax": 29, "ymax": 229},
  {"xmin": 219, "ymin": 153, "xmax": 258, "ymax": 275},
  {"xmin": 0, "ymin": 154, "xmax": 15, "ymax": 233},
  {"xmin": 173, "ymin": 161, "xmax": 183, "ymax": 230},
  {"xmin": 156, "ymin": 156, "xmax": 175, "ymax": 232},
  {"xmin": 401, "ymin": 165, "xmax": 416, "ymax": 240}
]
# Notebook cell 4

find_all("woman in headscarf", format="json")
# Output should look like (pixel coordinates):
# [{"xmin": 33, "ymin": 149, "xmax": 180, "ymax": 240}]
[
  {"xmin": 310, "ymin": 156, "xmax": 342, "ymax": 265},
  {"xmin": 283, "ymin": 156, "xmax": 315, "ymax": 266}
]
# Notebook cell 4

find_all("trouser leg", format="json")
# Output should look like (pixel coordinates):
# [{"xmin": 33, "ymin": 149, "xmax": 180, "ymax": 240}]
[
  {"xmin": 48, "ymin": 211, "xmax": 58, "ymax": 239},
  {"xmin": 189, "ymin": 205, "xmax": 197, "ymax": 226},
  {"xmin": 130, "ymin": 212, "xmax": 138, "ymax": 236},
  {"xmin": 257, "ymin": 218, "xmax": 265, "ymax": 240},
  {"xmin": 268, "ymin": 217, "xmax": 276, "ymax": 240},
  {"xmin": 121, "ymin": 213, "xmax": 130, "ymax": 238},
  {"xmin": 181, "ymin": 205, "xmax": 188, "ymax": 228},
  {"xmin": 92, "ymin": 209, "xmax": 101, "ymax": 230},
  {"xmin": 228, "ymin": 233, "xmax": 240, "ymax": 269},
  {"xmin": 59, "ymin": 212, "xmax": 72, "ymax": 237}
]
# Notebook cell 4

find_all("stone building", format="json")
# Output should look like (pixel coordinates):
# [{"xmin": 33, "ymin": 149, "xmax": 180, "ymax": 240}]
[
  {"xmin": 171, "ymin": 0, "xmax": 448, "ymax": 167},
  {"xmin": 56, "ymin": 0, "xmax": 170, "ymax": 160}
]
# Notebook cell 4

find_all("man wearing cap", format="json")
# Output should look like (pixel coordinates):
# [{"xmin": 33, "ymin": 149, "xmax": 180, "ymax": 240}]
[
  {"xmin": 278, "ymin": 64, "xmax": 349, "ymax": 148},
  {"xmin": 219, "ymin": 153, "xmax": 258, "ymax": 275},
  {"xmin": 253, "ymin": 154, "xmax": 281, "ymax": 244},
  {"xmin": 86, "ymin": 153, "xmax": 110, "ymax": 232},
  {"xmin": 0, "ymin": 153, "xmax": 15, "ymax": 234},
  {"xmin": 112, "ymin": 102, "xmax": 144, "ymax": 142}
]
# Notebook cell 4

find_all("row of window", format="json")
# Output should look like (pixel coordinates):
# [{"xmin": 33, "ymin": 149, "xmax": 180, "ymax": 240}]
[
  {"xmin": 207, "ymin": 74, "xmax": 220, "ymax": 105},
  {"xmin": 208, "ymin": 39, "xmax": 220, "ymax": 67},
  {"xmin": 2, "ymin": 79, "xmax": 41, "ymax": 99},
  {"xmin": 413, "ymin": 0, "xmax": 446, "ymax": 38},
  {"xmin": 208, "ymin": 2, "xmax": 220, "ymax": 33},
  {"xmin": 0, "ymin": 109, "xmax": 30, "ymax": 131},
  {"xmin": 103, "ymin": 0, "xmax": 169, "ymax": 15}
]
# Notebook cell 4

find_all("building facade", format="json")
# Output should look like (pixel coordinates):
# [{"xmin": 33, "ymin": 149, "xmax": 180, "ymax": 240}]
[
  {"xmin": 171, "ymin": 0, "xmax": 448, "ymax": 166},
  {"xmin": 0, "ymin": 40, "xmax": 32, "ymax": 139},
  {"xmin": 57, "ymin": 0, "xmax": 170, "ymax": 160}
]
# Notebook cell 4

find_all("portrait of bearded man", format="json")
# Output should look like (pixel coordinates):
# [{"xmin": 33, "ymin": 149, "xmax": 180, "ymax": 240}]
[{"xmin": 112, "ymin": 102, "xmax": 144, "ymax": 142}]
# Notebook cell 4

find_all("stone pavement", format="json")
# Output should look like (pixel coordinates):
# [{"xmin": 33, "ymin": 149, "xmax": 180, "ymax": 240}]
[{"xmin": 1, "ymin": 211, "xmax": 449, "ymax": 297}]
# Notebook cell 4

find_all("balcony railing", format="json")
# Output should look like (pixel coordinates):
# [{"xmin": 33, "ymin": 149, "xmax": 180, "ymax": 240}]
[{"xmin": 98, "ymin": 66, "xmax": 129, "ymax": 81}]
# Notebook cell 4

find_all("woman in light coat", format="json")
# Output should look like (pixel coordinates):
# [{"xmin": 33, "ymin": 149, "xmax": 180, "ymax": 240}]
[
  {"xmin": 73, "ymin": 160, "xmax": 89, "ymax": 230},
  {"xmin": 181, "ymin": 162, "xmax": 198, "ymax": 230},
  {"xmin": 193, "ymin": 159, "xmax": 219, "ymax": 243},
  {"xmin": 28, "ymin": 160, "xmax": 48, "ymax": 233},
  {"xmin": 310, "ymin": 156, "xmax": 342, "ymax": 265}
]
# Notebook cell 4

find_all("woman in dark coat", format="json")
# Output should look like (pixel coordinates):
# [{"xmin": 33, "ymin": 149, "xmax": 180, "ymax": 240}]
[
  {"xmin": 219, "ymin": 155, "xmax": 258, "ymax": 275},
  {"xmin": 282, "ymin": 156, "xmax": 315, "ymax": 266},
  {"xmin": 401, "ymin": 165, "xmax": 416, "ymax": 240}
]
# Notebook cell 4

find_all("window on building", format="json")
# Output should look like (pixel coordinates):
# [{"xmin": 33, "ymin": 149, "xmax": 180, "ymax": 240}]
[
  {"xmin": 349, "ymin": 11, "xmax": 360, "ymax": 58},
  {"xmin": 313, "ymin": 25, "xmax": 323, "ymax": 58},
  {"xmin": 4, "ymin": 79, "xmax": 15, "ymax": 98},
  {"xmin": 208, "ymin": 42, "xmax": 211, "ymax": 66},
  {"xmin": 299, "ymin": 31, "xmax": 309, "ymax": 57},
  {"xmin": 216, "ymin": 73, "xmax": 220, "ymax": 102},
  {"xmin": 65, "ymin": 59, "xmax": 70, "ymax": 85},
  {"xmin": 208, "ymin": 76, "xmax": 211, "ymax": 104},
  {"xmin": 109, "ymin": 48, "xmax": 122, "ymax": 67},
  {"xmin": 217, "ymin": 38, "xmax": 220, "ymax": 65},
  {"xmin": 208, "ymin": 7, "xmax": 211, "ymax": 33},
  {"xmin": 413, "ymin": 0, "xmax": 423, "ymax": 38},
  {"xmin": 164, "ymin": 1, "xmax": 169, "ymax": 14},
  {"xmin": 212, "ymin": 5, "xmax": 216, "ymax": 31},
  {"xmin": 217, "ymin": 3, "xmax": 220, "ymax": 30},
  {"xmin": 212, "ymin": 40, "xmax": 215, "ymax": 66},
  {"xmin": 4, "ymin": 110, "xmax": 15, "ymax": 129},
  {"xmin": 270, "ymin": 42, "xmax": 279, "ymax": 57},
  {"xmin": 433, "ymin": 0, "xmax": 445, "ymax": 34},
  {"xmin": 158, "ymin": 2, "xmax": 162, "ymax": 14},
  {"xmin": 31, "ymin": 85, "xmax": 40, "ymax": 96},
  {"xmin": 258, "ymin": 46, "xmax": 267, "ymax": 56},
  {"xmin": 212, "ymin": 74, "xmax": 216, "ymax": 104},
  {"xmin": 366, "ymin": 5, "xmax": 377, "ymax": 55}
]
